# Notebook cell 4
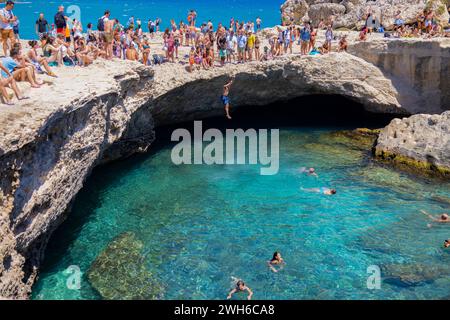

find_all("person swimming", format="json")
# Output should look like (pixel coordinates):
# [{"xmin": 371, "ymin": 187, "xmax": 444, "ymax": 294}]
[
  {"xmin": 301, "ymin": 187, "xmax": 336, "ymax": 195},
  {"xmin": 299, "ymin": 167, "xmax": 318, "ymax": 178},
  {"xmin": 227, "ymin": 280, "xmax": 253, "ymax": 300},
  {"xmin": 267, "ymin": 251, "xmax": 285, "ymax": 273},
  {"xmin": 444, "ymin": 239, "xmax": 450, "ymax": 248},
  {"xmin": 421, "ymin": 210, "xmax": 450, "ymax": 223}
]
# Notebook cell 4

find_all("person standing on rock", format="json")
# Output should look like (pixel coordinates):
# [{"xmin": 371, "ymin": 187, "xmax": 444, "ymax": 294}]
[
  {"xmin": 0, "ymin": 1, "xmax": 17, "ymax": 56},
  {"xmin": 325, "ymin": 25, "xmax": 333, "ymax": 53},
  {"xmin": 300, "ymin": 22, "xmax": 310, "ymax": 55},
  {"xmin": 221, "ymin": 77, "xmax": 234, "ymax": 120}
]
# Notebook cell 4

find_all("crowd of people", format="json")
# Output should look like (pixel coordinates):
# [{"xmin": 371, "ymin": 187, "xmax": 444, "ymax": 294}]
[
  {"xmin": 0, "ymin": 1, "xmax": 449, "ymax": 107},
  {"xmin": 358, "ymin": 7, "xmax": 450, "ymax": 41}
]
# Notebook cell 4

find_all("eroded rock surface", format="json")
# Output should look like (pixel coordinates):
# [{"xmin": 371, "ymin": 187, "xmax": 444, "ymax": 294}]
[
  {"xmin": 375, "ymin": 111, "xmax": 450, "ymax": 178},
  {"xmin": 281, "ymin": 0, "xmax": 450, "ymax": 30}
]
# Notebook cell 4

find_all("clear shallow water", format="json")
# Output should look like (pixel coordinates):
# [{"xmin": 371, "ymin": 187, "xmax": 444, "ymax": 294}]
[
  {"xmin": 33, "ymin": 123, "xmax": 450, "ymax": 300},
  {"xmin": 13, "ymin": 0, "xmax": 283, "ymax": 40}
]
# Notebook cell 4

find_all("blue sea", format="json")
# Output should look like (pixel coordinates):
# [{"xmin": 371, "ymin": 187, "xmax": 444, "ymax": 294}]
[{"xmin": 11, "ymin": 0, "xmax": 283, "ymax": 40}]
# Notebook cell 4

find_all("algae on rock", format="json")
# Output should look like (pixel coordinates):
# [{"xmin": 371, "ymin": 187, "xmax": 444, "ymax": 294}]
[{"xmin": 87, "ymin": 232, "xmax": 164, "ymax": 300}]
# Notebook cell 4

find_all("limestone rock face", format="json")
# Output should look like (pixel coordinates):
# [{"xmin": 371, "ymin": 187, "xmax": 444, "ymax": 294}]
[
  {"xmin": 375, "ymin": 111, "xmax": 450, "ymax": 177},
  {"xmin": 281, "ymin": 0, "xmax": 310, "ymax": 25},
  {"xmin": 150, "ymin": 53, "xmax": 404, "ymax": 126},
  {"xmin": 87, "ymin": 232, "xmax": 163, "ymax": 300},
  {"xmin": 349, "ymin": 38, "xmax": 450, "ymax": 115},
  {"xmin": 280, "ymin": 0, "xmax": 450, "ymax": 30},
  {"xmin": 308, "ymin": 3, "xmax": 347, "ymax": 25},
  {"xmin": 0, "ymin": 60, "xmax": 155, "ymax": 299}
]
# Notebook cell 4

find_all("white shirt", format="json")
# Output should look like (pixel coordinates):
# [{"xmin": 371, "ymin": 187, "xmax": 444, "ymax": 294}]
[{"xmin": 0, "ymin": 8, "xmax": 14, "ymax": 30}]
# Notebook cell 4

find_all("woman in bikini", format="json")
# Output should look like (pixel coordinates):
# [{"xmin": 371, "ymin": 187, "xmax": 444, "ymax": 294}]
[
  {"xmin": 309, "ymin": 26, "xmax": 317, "ymax": 52},
  {"xmin": 141, "ymin": 37, "xmax": 151, "ymax": 66}
]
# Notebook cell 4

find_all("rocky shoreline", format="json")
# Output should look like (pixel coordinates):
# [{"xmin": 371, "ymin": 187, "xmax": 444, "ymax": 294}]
[
  {"xmin": 0, "ymin": 36, "xmax": 449, "ymax": 299},
  {"xmin": 280, "ymin": 0, "xmax": 450, "ymax": 30},
  {"xmin": 375, "ymin": 112, "xmax": 450, "ymax": 178}
]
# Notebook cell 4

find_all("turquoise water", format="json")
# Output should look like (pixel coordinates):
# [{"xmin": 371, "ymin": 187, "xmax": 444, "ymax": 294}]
[
  {"xmin": 32, "ymin": 110, "xmax": 450, "ymax": 300},
  {"xmin": 12, "ymin": 0, "xmax": 282, "ymax": 40}
]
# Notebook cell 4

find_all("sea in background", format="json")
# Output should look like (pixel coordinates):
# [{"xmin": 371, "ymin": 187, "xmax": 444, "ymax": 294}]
[{"xmin": 11, "ymin": 0, "xmax": 283, "ymax": 40}]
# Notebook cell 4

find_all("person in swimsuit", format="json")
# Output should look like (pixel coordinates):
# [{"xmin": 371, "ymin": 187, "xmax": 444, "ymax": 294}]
[
  {"xmin": 338, "ymin": 35, "xmax": 348, "ymax": 52},
  {"xmin": 268, "ymin": 251, "xmax": 286, "ymax": 273},
  {"xmin": 221, "ymin": 78, "xmax": 234, "ymax": 120},
  {"xmin": 227, "ymin": 280, "xmax": 253, "ymax": 300},
  {"xmin": 421, "ymin": 210, "xmax": 450, "ymax": 223},
  {"xmin": 300, "ymin": 167, "xmax": 318, "ymax": 177},
  {"xmin": 444, "ymin": 240, "xmax": 450, "ymax": 248},
  {"xmin": 301, "ymin": 187, "xmax": 336, "ymax": 195}
]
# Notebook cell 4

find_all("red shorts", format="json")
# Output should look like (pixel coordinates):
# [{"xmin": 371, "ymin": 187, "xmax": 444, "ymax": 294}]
[{"xmin": 56, "ymin": 28, "xmax": 65, "ymax": 35}]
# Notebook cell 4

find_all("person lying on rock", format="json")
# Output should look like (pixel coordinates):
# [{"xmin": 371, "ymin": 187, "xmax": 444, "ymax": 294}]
[{"xmin": 421, "ymin": 210, "xmax": 450, "ymax": 223}]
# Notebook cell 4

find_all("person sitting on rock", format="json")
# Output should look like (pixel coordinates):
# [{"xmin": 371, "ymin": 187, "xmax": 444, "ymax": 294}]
[
  {"xmin": 318, "ymin": 41, "xmax": 330, "ymax": 54},
  {"xmin": 359, "ymin": 27, "xmax": 368, "ymax": 41},
  {"xmin": 338, "ymin": 35, "xmax": 348, "ymax": 52},
  {"xmin": 2, "ymin": 47, "xmax": 42, "ymax": 88},
  {"xmin": 0, "ymin": 60, "xmax": 28, "ymax": 105},
  {"xmin": 421, "ymin": 210, "xmax": 450, "ymax": 223}
]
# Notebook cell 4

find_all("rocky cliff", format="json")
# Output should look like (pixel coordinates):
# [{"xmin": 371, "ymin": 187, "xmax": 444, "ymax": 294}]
[
  {"xmin": 349, "ymin": 38, "xmax": 450, "ymax": 114},
  {"xmin": 0, "ymin": 40, "xmax": 448, "ymax": 299},
  {"xmin": 375, "ymin": 111, "xmax": 450, "ymax": 178},
  {"xmin": 0, "ymin": 60, "xmax": 155, "ymax": 299},
  {"xmin": 281, "ymin": 0, "xmax": 450, "ymax": 30}
]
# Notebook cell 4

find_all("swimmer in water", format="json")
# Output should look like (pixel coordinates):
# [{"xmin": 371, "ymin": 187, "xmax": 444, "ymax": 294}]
[
  {"xmin": 444, "ymin": 239, "xmax": 450, "ymax": 248},
  {"xmin": 301, "ymin": 187, "xmax": 337, "ymax": 195},
  {"xmin": 421, "ymin": 210, "xmax": 450, "ymax": 223},
  {"xmin": 300, "ymin": 167, "xmax": 318, "ymax": 177},
  {"xmin": 227, "ymin": 280, "xmax": 253, "ymax": 300},
  {"xmin": 267, "ymin": 251, "xmax": 286, "ymax": 273},
  {"xmin": 221, "ymin": 77, "xmax": 234, "ymax": 120}
]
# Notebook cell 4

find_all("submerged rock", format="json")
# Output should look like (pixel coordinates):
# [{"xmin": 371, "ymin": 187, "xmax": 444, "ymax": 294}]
[
  {"xmin": 326, "ymin": 128, "xmax": 380, "ymax": 151},
  {"xmin": 355, "ymin": 165, "xmax": 423, "ymax": 194},
  {"xmin": 382, "ymin": 263, "xmax": 449, "ymax": 287},
  {"xmin": 87, "ymin": 232, "xmax": 163, "ymax": 300},
  {"xmin": 375, "ymin": 112, "xmax": 450, "ymax": 179}
]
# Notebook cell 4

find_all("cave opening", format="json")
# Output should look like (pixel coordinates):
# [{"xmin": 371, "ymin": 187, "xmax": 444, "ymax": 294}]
[{"xmin": 154, "ymin": 94, "xmax": 403, "ymax": 147}]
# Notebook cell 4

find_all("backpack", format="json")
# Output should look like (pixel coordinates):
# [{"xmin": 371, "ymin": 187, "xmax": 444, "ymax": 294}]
[{"xmin": 97, "ymin": 17, "xmax": 105, "ymax": 32}]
